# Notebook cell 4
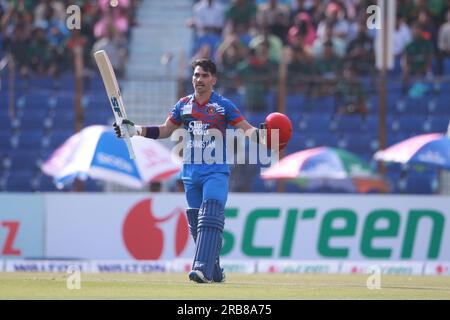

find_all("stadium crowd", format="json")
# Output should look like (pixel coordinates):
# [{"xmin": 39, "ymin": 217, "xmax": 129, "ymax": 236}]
[
  {"xmin": 0, "ymin": 0, "xmax": 139, "ymax": 79},
  {"xmin": 189, "ymin": 0, "xmax": 450, "ymax": 113}
]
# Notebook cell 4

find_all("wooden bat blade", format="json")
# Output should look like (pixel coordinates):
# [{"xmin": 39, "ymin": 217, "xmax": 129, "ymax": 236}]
[{"xmin": 94, "ymin": 50, "xmax": 135, "ymax": 159}]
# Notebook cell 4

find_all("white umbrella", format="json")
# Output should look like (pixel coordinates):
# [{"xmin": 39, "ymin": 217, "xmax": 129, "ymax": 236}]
[{"xmin": 42, "ymin": 125, "xmax": 181, "ymax": 189}]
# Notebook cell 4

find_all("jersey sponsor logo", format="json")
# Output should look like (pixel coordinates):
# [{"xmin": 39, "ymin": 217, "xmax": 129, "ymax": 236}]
[
  {"xmin": 122, "ymin": 199, "xmax": 189, "ymax": 259},
  {"xmin": 188, "ymin": 121, "xmax": 209, "ymax": 135},
  {"xmin": 182, "ymin": 103, "xmax": 193, "ymax": 115}
]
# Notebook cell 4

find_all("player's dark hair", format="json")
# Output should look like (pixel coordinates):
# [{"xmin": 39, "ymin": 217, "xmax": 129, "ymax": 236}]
[{"xmin": 192, "ymin": 59, "xmax": 217, "ymax": 75}]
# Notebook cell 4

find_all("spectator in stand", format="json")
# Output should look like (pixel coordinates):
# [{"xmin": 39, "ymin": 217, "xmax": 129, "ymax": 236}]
[
  {"xmin": 27, "ymin": 20, "xmax": 55, "ymax": 76},
  {"xmin": 338, "ymin": 0, "xmax": 357, "ymax": 21},
  {"xmin": 397, "ymin": 0, "xmax": 416, "ymax": 23},
  {"xmin": 307, "ymin": 0, "xmax": 326, "ymax": 28},
  {"xmin": 216, "ymin": 33, "xmax": 248, "ymax": 92},
  {"xmin": 92, "ymin": 25, "xmax": 128, "ymax": 78},
  {"xmin": 437, "ymin": 9, "xmax": 450, "ymax": 75},
  {"xmin": 315, "ymin": 40, "xmax": 343, "ymax": 78},
  {"xmin": 427, "ymin": 0, "xmax": 447, "ymax": 23},
  {"xmin": 345, "ymin": 21, "xmax": 374, "ymax": 76},
  {"xmin": 256, "ymin": 0, "xmax": 290, "ymax": 43},
  {"xmin": 230, "ymin": 19, "xmax": 254, "ymax": 47},
  {"xmin": 187, "ymin": 0, "xmax": 226, "ymax": 37},
  {"xmin": 311, "ymin": 21, "xmax": 346, "ymax": 58},
  {"xmin": 34, "ymin": 0, "xmax": 65, "ymax": 22},
  {"xmin": 43, "ymin": 6, "xmax": 69, "ymax": 75},
  {"xmin": 45, "ymin": 6, "xmax": 69, "ymax": 48},
  {"xmin": 393, "ymin": 15, "xmax": 412, "ymax": 57},
  {"xmin": 2, "ymin": 8, "xmax": 32, "ymax": 71},
  {"xmin": 311, "ymin": 41, "xmax": 343, "ymax": 96},
  {"xmin": 188, "ymin": 0, "xmax": 225, "ymax": 59},
  {"xmin": 249, "ymin": 27, "xmax": 283, "ymax": 63},
  {"xmin": 98, "ymin": 0, "xmax": 130, "ymax": 13},
  {"xmin": 411, "ymin": 0, "xmax": 432, "ymax": 20},
  {"xmin": 1, "ymin": 2, "xmax": 33, "ymax": 38},
  {"xmin": 94, "ymin": 0, "xmax": 130, "ymax": 39},
  {"xmin": 224, "ymin": 0, "xmax": 257, "ymax": 36},
  {"xmin": 346, "ymin": 4, "xmax": 375, "ymax": 41},
  {"xmin": 409, "ymin": 0, "xmax": 447, "ymax": 25},
  {"xmin": 287, "ymin": 12, "xmax": 317, "ymax": 50},
  {"xmin": 237, "ymin": 42, "xmax": 278, "ymax": 112},
  {"xmin": 6, "ymin": 20, "xmax": 30, "ymax": 76},
  {"xmin": 289, "ymin": 0, "xmax": 308, "ymax": 22},
  {"xmin": 402, "ymin": 23, "xmax": 434, "ymax": 80},
  {"xmin": 316, "ymin": 2, "xmax": 350, "ymax": 41},
  {"xmin": 335, "ymin": 64, "xmax": 369, "ymax": 116},
  {"xmin": 0, "ymin": 0, "xmax": 137, "ymax": 80},
  {"xmin": 9, "ymin": 0, "xmax": 35, "ymax": 15},
  {"xmin": 417, "ymin": 9, "xmax": 438, "ymax": 46},
  {"xmin": 286, "ymin": 44, "xmax": 315, "ymax": 93}
]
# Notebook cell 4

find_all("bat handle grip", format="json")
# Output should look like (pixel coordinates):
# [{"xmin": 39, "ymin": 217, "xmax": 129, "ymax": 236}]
[{"xmin": 123, "ymin": 131, "xmax": 136, "ymax": 160}]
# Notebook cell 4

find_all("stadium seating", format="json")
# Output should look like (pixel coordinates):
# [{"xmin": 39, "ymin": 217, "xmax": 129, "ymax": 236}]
[
  {"xmin": 403, "ymin": 169, "xmax": 437, "ymax": 194},
  {"xmin": 428, "ymin": 95, "xmax": 450, "ymax": 117},
  {"xmin": 303, "ymin": 96, "xmax": 336, "ymax": 115},
  {"xmin": 286, "ymin": 94, "xmax": 306, "ymax": 114},
  {"xmin": 332, "ymin": 115, "xmax": 365, "ymax": 133},
  {"xmin": 0, "ymin": 71, "xmax": 110, "ymax": 192},
  {"xmin": 5, "ymin": 170, "xmax": 35, "ymax": 192},
  {"xmin": 38, "ymin": 174, "xmax": 60, "ymax": 192},
  {"xmin": 424, "ymin": 115, "xmax": 450, "ymax": 133},
  {"xmin": 16, "ymin": 129, "xmax": 45, "ymax": 150}
]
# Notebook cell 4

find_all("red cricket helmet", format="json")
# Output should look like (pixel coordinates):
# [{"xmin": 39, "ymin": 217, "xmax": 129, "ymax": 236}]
[{"xmin": 265, "ymin": 112, "xmax": 293, "ymax": 150}]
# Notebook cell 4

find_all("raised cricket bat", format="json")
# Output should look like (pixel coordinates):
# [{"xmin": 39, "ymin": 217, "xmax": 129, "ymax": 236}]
[{"xmin": 94, "ymin": 50, "xmax": 136, "ymax": 160}]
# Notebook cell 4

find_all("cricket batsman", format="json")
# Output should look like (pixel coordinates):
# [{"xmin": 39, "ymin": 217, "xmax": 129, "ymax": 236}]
[{"xmin": 113, "ymin": 59, "xmax": 292, "ymax": 283}]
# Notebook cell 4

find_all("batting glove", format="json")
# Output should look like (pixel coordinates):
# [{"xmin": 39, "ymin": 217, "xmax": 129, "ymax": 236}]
[{"xmin": 112, "ymin": 119, "xmax": 142, "ymax": 138}]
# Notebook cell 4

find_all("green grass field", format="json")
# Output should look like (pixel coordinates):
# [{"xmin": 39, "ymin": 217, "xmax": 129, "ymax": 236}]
[{"xmin": 1, "ymin": 272, "xmax": 450, "ymax": 299}]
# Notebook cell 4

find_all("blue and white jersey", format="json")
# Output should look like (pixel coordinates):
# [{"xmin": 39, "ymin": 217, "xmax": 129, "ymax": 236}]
[{"xmin": 169, "ymin": 91, "xmax": 245, "ymax": 174}]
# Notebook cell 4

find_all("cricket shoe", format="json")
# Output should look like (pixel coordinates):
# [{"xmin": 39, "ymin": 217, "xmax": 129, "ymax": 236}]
[{"xmin": 189, "ymin": 270, "xmax": 212, "ymax": 284}]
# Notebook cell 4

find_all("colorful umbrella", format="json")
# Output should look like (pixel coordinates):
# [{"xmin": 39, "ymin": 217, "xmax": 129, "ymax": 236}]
[
  {"xmin": 42, "ymin": 125, "xmax": 181, "ymax": 189},
  {"xmin": 261, "ymin": 147, "xmax": 388, "ymax": 193},
  {"xmin": 374, "ymin": 133, "xmax": 450, "ymax": 169}
]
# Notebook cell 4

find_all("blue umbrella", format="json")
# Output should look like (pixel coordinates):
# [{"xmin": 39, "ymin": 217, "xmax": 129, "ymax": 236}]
[
  {"xmin": 42, "ymin": 125, "xmax": 181, "ymax": 189},
  {"xmin": 374, "ymin": 133, "xmax": 450, "ymax": 169}
]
